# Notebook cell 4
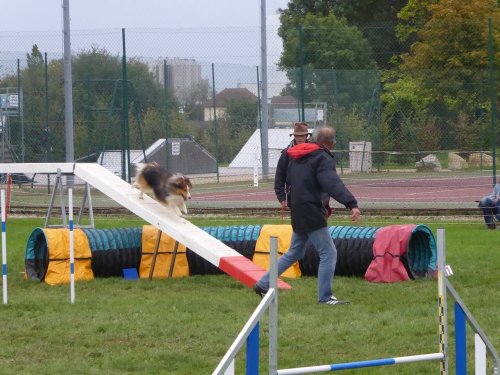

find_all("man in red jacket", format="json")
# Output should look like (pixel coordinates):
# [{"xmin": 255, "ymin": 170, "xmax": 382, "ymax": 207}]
[{"xmin": 254, "ymin": 127, "xmax": 361, "ymax": 305}]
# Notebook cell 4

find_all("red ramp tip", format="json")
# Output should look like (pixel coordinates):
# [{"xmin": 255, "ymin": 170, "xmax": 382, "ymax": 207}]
[{"xmin": 219, "ymin": 256, "xmax": 292, "ymax": 289}]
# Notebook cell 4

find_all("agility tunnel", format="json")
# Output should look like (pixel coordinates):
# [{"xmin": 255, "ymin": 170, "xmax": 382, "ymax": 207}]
[
  {"xmin": 24, "ymin": 224, "xmax": 436, "ymax": 285},
  {"xmin": 25, "ymin": 226, "xmax": 188, "ymax": 285}
]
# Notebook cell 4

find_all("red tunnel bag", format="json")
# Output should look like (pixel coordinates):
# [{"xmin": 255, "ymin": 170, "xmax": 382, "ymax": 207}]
[{"xmin": 364, "ymin": 224, "xmax": 416, "ymax": 283}]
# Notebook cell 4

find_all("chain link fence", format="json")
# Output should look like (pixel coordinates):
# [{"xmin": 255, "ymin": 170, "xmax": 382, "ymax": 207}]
[{"xmin": 0, "ymin": 23, "xmax": 498, "ymax": 213}]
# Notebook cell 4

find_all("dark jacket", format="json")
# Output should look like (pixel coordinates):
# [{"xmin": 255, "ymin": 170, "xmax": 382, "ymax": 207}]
[
  {"xmin": 274, "ymin": 140, "xmax": 295, "ymax": 204},
  {"xmin": 287, "ymin": 143, "xmax": 358, "ymax": 233}
]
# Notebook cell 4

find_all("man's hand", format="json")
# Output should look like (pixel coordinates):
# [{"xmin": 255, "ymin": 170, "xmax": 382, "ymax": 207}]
[
  {"xmin": 350, "ymin": 208, "xmax": 361, "ymax": 222},
  {"xmin": 280, "ymin": 201, "xmax": 287, "ymax": 209}
]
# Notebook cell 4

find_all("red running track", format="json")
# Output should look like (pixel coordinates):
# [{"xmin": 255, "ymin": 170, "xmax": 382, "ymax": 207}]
[{"xmin": 191, "ymin": 175, "xmax": 494, "ymax": 204}]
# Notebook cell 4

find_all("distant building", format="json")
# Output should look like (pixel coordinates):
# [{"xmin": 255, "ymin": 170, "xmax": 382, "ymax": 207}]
[
  {"xmin": 149, "ymin": 58, "xmax": 207, "ymax": 104},
  {"xmin": 97, "ymin": 137, "xmax": 216, "ymax": 177},
  {"xmin": 202, "ymin": 87, "xmax": 258, "ymax": 122},
  {"xmin": 270, "ymin": 95, "xmax": 327, "ymax": 128},
  {"xmin": 236, "ymin": 81, "xmax": 285, "ymax": 98}
]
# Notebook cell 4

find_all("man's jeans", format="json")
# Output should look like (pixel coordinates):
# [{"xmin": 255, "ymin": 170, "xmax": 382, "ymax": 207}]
[
  {"xmin": 480, "ymin": 197, "xmax": 500, "ymax": 225},
  {"xmin": 255, "ymin": 227, "xmax": 337, "ymax": 302}
]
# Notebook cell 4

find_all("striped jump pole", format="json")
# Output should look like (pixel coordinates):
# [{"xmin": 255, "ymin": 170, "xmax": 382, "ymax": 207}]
[
  {"xmin": 436, "ymin": 228, "xmax": 448, "ymax": 374},
  {"xmin": 1, "ymin": 189, "xmax": 7, "ymax": 304},
  {"xmin": 277, "ymin": 353, "xmax": 444, "ymax": 375},
  {"xmin": 69, "ymin": 188, "xmax": 75, "ymax": 304}
]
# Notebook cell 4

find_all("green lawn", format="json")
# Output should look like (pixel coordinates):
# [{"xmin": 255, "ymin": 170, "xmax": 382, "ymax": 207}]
[{"xmin": 0, "ymin": 216, "xmax": 498, "ymax": 374}]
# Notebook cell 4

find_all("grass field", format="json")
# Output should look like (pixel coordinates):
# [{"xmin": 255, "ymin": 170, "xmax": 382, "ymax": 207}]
[{"xmin": 0, "ymin": 215, "xmax": 499, "ymax": 374}]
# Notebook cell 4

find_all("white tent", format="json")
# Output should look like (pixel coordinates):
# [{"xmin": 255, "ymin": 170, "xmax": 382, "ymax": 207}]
[
  {"xmin": 229, "ymin": 128, "xmax": 304, "ymax": 168},
  {"xmin": 97, "ymin": 150, "xmax": 143, "ymax": 178}
]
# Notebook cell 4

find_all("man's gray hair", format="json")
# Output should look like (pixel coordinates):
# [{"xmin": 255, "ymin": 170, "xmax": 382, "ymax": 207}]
[{"xmin": 311, "ymin": 127, "xmax": 335, "ymax": 145}]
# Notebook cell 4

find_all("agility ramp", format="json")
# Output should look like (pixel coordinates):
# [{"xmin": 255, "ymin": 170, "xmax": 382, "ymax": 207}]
[{"xmin": 0, "ymin": 162, "xmax": 290, "ymax": 290}]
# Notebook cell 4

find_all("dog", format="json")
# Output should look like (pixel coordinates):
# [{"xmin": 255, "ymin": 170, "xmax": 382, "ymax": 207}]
[{"xmin": 132, "ymin": 162, "xmax": 192, "ymax": 216}]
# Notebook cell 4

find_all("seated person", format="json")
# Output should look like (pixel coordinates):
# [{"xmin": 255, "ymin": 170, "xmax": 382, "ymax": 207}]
[{"xmin": 479, "ymin": 182, "xmax": 500, "ymax": 229}]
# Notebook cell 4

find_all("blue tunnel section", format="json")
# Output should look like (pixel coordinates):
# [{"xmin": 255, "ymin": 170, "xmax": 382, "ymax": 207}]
[
  {"xmin": 300, "ymin": 226, "xmax": 379, "ymax": 277},
  {"xmin": 186, "ymin": 225, "xmax": 262, "ymax": 275},
  {"xmin": 188, "ymin": 225, "xmax": 436, "ymax": 279},
  {"xmin": 301, "ymin": 225, "xmax": 436, "ymax": 279},
  {"xmin": 82, "ymin": 228, "xmax": 142, "ymax": 277}
]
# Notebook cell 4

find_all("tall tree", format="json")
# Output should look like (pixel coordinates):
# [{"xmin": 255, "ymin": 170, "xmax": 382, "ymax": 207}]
[
  {"xmin": 0, "ymin": 46, "xmax": 185, "ymax": 162},
  {"xmin": 402, "ymin": 0, "xmax": 500, "ymax": 71},
  {"xmin": 279, "ymin": 0, "xmax": 408, "ymax": 68},
  {"xmin": 279, "ymin": 13, "xmax": 378, "ymax": 110},
  {"xmin": 386, "ymin": 0, "xmax": 500, "ymax": 151},
  {"xmin": 22, "ymin": 45, "xmax": 48, "ymax": 160},
  {"xmin": 400, "ymin": 0, "xmax": 500, "ymax": 108},
  {"xmin": 26, "ymin": 44, "xmax": 44, "ymax": 67},
  {"xmin": 396, "ymin": 0, "xmax": 438, "ymax": 45}
]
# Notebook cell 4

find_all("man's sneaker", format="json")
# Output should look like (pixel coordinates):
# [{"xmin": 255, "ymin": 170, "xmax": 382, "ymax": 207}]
[
  {"xmin": 487, "ymin": 223, "xmax": 497, "ymax": 230},
  {"xmin": 318, "ymin": 296, "xmax": 350, "ymax": 305},
  {"xmin": 253, "ymin": 284, "xmax": 268, "ymax": 298}
]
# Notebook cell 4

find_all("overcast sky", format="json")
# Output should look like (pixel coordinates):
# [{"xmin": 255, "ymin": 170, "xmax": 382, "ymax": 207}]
[
  {"xmin": 1, "ymin": 1, "xmax": 290, "ymax": 91},
  {"xmin": 0, "ymin": 0, "xmax": 288, "ymax": 31}
]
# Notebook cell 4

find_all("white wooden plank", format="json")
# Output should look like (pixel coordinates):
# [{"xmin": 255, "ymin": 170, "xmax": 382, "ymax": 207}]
[
  {"xmin": 0, "ymin": 163, "xmax": 75, "ymax": 174},
  {"xmin": 73, "ymin": 163, "xmax": 240, "ymax": 266}
]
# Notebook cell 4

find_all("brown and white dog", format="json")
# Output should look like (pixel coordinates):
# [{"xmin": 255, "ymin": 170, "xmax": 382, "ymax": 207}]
[{"xmin": 132, "ymin": 162, "xmax": 192, "ymax": 216}]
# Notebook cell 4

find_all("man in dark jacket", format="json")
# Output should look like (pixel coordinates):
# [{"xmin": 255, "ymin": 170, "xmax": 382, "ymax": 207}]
[
  {"xmin": 254, "ymin": 127, "xmax": 361, "ymax": 305},
  {"xmin": 274, "ymin": 122, "xmax": 310, "ymax": 209}
]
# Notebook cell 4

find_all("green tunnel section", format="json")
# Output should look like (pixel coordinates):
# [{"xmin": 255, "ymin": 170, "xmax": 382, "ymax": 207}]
[
  {"xmin": 407, "ymin": 225, "xmax": 437, "ymax": 278},
  {"xmin": 25, "ymin": 224, "xmax": 436, "ymax": 281},
  {"xmin": 25, "ymin": 228, "xmax": 48, "ymax": 281}
]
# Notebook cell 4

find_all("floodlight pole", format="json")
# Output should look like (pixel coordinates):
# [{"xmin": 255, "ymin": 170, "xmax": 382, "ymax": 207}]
[
  {"xmin": 488, "ymin": 18, "xmax": 498, "ymax": 185},
  {"xmin": 260, "ymin": 0, "xmax": 269, "ymax": 179},
  {"xmin": 63, "ymin": 0, "xmax": 74, "ymax": 186}
]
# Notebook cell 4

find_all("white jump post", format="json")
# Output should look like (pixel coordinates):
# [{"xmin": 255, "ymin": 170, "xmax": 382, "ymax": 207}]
[
  {"xmin": 1, "ymin": 189, "xmax": 7, "ymax": 304},
  {"xmin": 253, "ymin": 148, "xmax": 260, "ymax": 188},
  {"xmin": 69, "ymin": 188, "xmax": 75, "ymax": 304},
  {"xmin": 476, "ymin": 334, "xmax": 487, "ymax": 375},
  {"xmin": 437, "ymin": 228, "xmax": 448, "ymax": 374},
  {"xmin": 213, "ymin": 237, "xmax": 279, "ymax": 375}
]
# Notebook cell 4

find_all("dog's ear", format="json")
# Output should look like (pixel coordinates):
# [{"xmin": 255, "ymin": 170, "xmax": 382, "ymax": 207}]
[{"xmin": 170, "ymin": 174, "xmax": 183, "ymax": 185}]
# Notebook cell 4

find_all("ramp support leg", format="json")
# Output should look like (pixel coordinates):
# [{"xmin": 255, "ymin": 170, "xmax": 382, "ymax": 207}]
[
  {"xmin": 168, "ymin": 240, "xmax": 180, "ymax": 278},
  {"xmin": 45, "ymin": 169, "xmax": 67, "ymax": 228},
  {"xmin": 149, "ymin": 229, "xmax": 163, "ymax": 280},
  {"xmin": 77, "ymin": 183, "xmax": 94, "ymax": 228}
]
